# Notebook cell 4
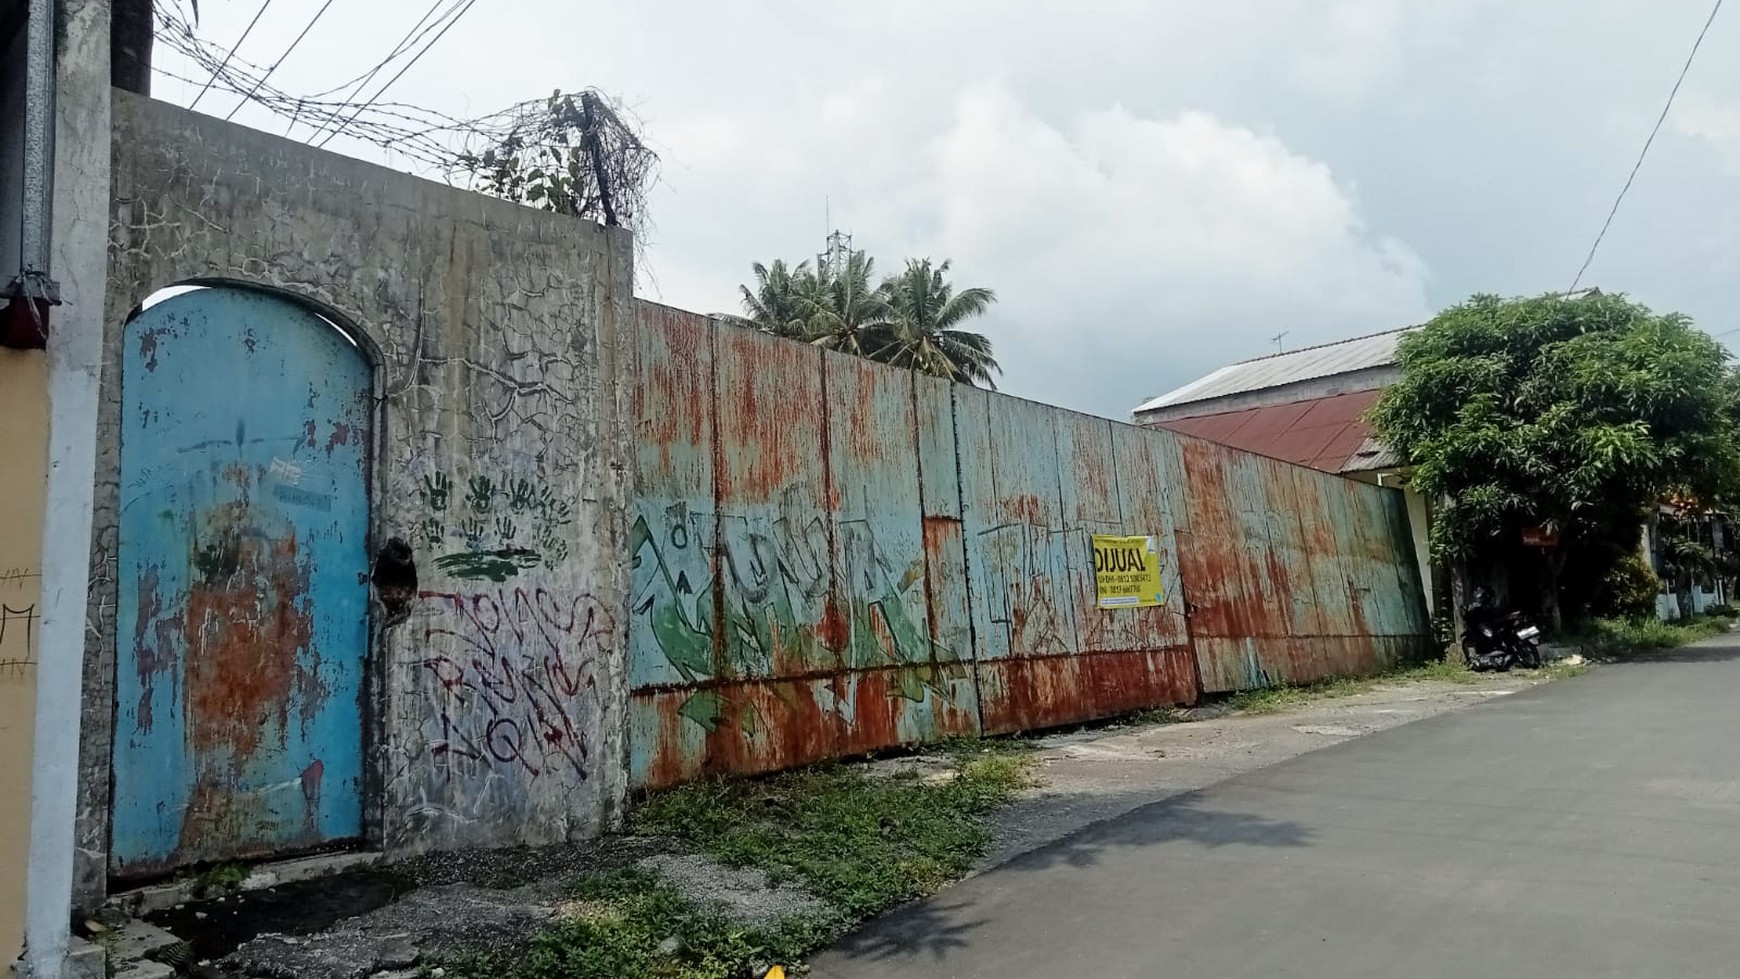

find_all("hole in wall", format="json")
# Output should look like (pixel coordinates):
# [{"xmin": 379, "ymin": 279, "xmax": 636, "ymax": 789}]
[{"xmin": 370, "ymin": 537, "xmax": 418, "ymax": 622}]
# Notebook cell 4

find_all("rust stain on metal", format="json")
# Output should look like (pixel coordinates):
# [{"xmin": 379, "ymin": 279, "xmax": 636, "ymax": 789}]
[
  {"xmin": 921, "ymin": 516, "xmax": 961, "ymax": 650},
  {"xmin": 325, "ymin": 422, "xmax": 353, "ymax": 454},
  {"xmin": 636, "ymin": 303, "xmax": 713, "ymax": 478},
  {"xmin": 1004, "ymin": 494, "xmax": 1048, "ymax": 525},
  {"xmin": 184, "ymin": 501, "xmax": 315, "ymax": 762},
  {"xmin": 298, "ymin": 759, "xmax": 324, "ymax": 829},
  {"xmin": 714, "ymin": 330, "xmax": 824, "ymax": 505},
  {"xmin": 841, "ymin": 670, "xmax": 901, "ymax": 756}
]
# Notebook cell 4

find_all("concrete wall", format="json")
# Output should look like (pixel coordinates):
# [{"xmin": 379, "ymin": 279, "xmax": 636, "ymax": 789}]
[
  {"xmin": 78, "ymin": 92, "xmax": 633, "ymax": 905},
  {"xmin": 0, "ymin": 349, "xmax": 48, "ymax": 971}
]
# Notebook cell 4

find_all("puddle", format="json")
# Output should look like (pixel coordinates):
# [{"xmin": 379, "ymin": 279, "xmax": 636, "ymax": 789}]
[{"xmin": 144, "ymin": 870, "xmax": 410, "ymax": 963}]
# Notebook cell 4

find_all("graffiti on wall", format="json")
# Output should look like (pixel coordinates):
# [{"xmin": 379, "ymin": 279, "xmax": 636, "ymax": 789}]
[
  {"xmin": 975, "ymin": 522, "xmax": 1077, "ymax": 656},
  {"xmin": 0, "ymin": 569, "xmax": 41, "ymax": 680},
  {"xmin": 630, "ymin": 495, "xmax": 963, "ymax": 734},
  {"xmin": 419, "ymin": 471, "xmax": 574, "ymax": 582},
  {"xmin": 418, "ymin": 586, "xmax": 611, "ymax": 782}
]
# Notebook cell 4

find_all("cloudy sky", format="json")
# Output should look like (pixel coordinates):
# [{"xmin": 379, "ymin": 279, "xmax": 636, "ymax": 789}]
[{"xmin": 156, "ymin": 0, "xmax": 1740, "ymax": 419}]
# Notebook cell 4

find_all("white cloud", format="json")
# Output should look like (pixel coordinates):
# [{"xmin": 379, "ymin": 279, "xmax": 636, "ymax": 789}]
[
  {"xmin": 859, "ymin": 86, "xmax": 1431, "ymax": 417},
  {"xmin": 1677, "ymin": 93, "xmax": 1740, "ymax": 173},
  {"xmin": 1295, "ymin": 0, "xmax": 1410, "ymax": 97},
  {"xmin": 638, "ymin": 83, "xmax": 1430, "ymax": 418},
  {"xmin": 157, "ymin": 0, "xmax": 1740, "ymax": 418}
]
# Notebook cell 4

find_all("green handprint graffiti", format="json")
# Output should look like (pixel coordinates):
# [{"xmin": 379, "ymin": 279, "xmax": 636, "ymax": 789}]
[
  {"xmin": 422, "ymin": 469, "xmax": 577, "ymax": 580},
  {"xmin": 419, "ymin": 473, "xmax": 452, "ymax": 512},
  {"xmin": 466, "ymin": 475, "xmax": 497, "ymax": 514}
]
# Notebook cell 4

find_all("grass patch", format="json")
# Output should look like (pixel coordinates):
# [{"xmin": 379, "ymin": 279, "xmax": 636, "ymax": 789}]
[
  {"xmin": 1221, "ymin": 674, "xmax": 1378, "ymax": 715},
  {"xmin": 630, "ymin": 746, "xmax": 1035, "ymax": 920},
  {"xmin": 442, "ymin": 867, "xmax": 834, "ymax": 979},
  {"xmin": 1571, "ymin": 614, "xmax": 1730, "ymax": 656},
  {"xmin": 1142, "ymin": 658, "xmax": 1484, "ymax": 722},
  {"xmin": 1128, "ymin": 705, "xmax": 1191, "ymax": 726},
  {"xmin": 1390, "ymin": 659, "xmax": 1483, "ymax": 684},
  {"xmin": 444, "ymin": 742, "xmax": 1036, "ymax": 979}
]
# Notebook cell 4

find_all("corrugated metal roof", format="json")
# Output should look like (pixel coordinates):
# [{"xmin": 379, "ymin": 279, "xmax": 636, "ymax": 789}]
[
  {"xmin": 1154, "ymin": 390, "xmax": 1384, "ymax": 474},
  {"xmin": 1340, "ymin": 434, "xmax": 1401, "ymax": 474},
  {"xmin": 1134, "ymin": 328, "xmax": 1413, "ymax": 414}
]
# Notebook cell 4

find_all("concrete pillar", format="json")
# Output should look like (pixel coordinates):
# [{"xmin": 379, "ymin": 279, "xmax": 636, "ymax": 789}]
[{"xmin": 21, "ymin": 1, "xmax": 109, "ymax": 976}]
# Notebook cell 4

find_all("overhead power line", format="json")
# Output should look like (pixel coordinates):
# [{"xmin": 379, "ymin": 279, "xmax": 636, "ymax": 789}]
[
  {"xmin": 304, "ymin": 0, "xmax": 453, "ymax": 128},
  {"xmin": 1567, "ymin": 0, "xmax": 1725, "ymax": 295},
  {"xmin": 317, "ymin": 0, "xmax": 480, "ymax": 149},
  {"xmin": 188, "ymin": 0, "xmax": 276, "ymax": 110},
  {"xmin": 224, "ymin": 0, "xmax": 338, "ymax": 121}
]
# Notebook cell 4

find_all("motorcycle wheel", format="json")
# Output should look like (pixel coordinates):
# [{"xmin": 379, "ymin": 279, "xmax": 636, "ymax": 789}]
[{"xmin": 1522, "ymin": 645, "xmax": 1542, "ymax": 669}]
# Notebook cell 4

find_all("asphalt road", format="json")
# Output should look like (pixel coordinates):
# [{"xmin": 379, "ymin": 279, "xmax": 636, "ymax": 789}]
[{"xmin": 812, "ymin": 639, "xmax": 1740, "ymax": 978}]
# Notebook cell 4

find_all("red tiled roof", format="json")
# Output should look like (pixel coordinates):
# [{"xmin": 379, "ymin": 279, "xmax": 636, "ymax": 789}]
[{"xmin": 1154, "ymin": 390, "xmax": 1383, "ymax": 474}]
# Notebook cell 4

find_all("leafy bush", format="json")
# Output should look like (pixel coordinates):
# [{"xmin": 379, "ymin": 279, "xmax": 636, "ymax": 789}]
[{"xmin": 1594, "ymin": 553, "xmax": 1663, "ymax": 619}]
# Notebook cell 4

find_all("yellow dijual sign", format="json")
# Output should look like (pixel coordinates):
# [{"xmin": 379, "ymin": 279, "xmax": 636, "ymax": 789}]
[{"xmin": 1091, "ymin": 534, "xmax": 1166, "ymax": 609}]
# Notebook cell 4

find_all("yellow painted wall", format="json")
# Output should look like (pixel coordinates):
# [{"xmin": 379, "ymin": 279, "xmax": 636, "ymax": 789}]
[{"xmin": 0, "ymin": 347, "xmax": 48, "ymax": 970}]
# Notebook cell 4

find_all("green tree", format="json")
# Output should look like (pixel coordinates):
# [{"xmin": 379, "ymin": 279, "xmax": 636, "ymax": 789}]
[
  {"xmin": 872, "ymin": 258, "xmax": 1001, "ymax": 387},
  {"xmin": 738, "ymin": 259, "xmax": 818, "ymax": 339},
  {"xmin": 806, "ymin": 250, "xmax": 893, "ymax": 358},
  {"xmin": 734, "ymin": 254, "xmax": 1001, "ymax": 386},
  {"xmin": 1370, "ymin": 292, "xmax": 1740, "ymax": 628}
]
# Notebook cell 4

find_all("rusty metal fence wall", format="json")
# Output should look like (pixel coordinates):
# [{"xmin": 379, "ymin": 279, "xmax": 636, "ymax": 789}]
[
  {"xmin": 1174, "ymin": 439, "xmax": 1431, "ymax": 693},
  {"xmin": 954, "ymin": 389, "xmax": 1199, "ymax": 735},
  {"xmin": 629, "ymin": 307, "xmax": 978, "ymax": 788},
  {"xmin": 630, "ymin": 304, "xmax": 1429, "ymax": 787}
]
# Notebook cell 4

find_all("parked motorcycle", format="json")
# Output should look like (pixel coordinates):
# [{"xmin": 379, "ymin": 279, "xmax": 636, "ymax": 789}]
[{"xmin": 1461, "ymin": 588, "xmax": 1543, "ymax": 671}]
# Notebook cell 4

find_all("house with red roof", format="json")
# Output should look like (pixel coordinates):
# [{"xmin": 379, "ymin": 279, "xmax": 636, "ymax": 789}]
[{"xmin": 1131, "ymin": 327, "xmax": 1434, "ymax": 611}]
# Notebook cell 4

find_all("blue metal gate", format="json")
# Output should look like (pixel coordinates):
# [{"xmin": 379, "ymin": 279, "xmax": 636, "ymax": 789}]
[{"xmin": 113, "ymin": 288, "xmax": 372, "ymax": 877}]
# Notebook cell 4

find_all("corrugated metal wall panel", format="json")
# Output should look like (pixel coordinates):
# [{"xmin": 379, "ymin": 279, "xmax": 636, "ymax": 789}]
[
  {"xmin": 628, "ymin": 305, "xmax": 719, "ymax": 787},
  {"xmin": 825, "ymin": 350, "xmax": 977, "ymax": 755},
  {"xmin": 1173, "ymin": 435, "xmax": 1426, "ymax": 691}
]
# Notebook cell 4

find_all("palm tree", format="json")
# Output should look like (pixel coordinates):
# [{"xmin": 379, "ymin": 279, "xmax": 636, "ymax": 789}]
[
  {"xmin": 737, "ymin": 259, "xmax": 816, "ymax": 339},
  {"xmin": 806, "ymin": 250, "xmax": 891, "ymax": 358},
  {"xmin": 873, "ymin": 259, "xmax": 1000, "ymax": 387}
]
